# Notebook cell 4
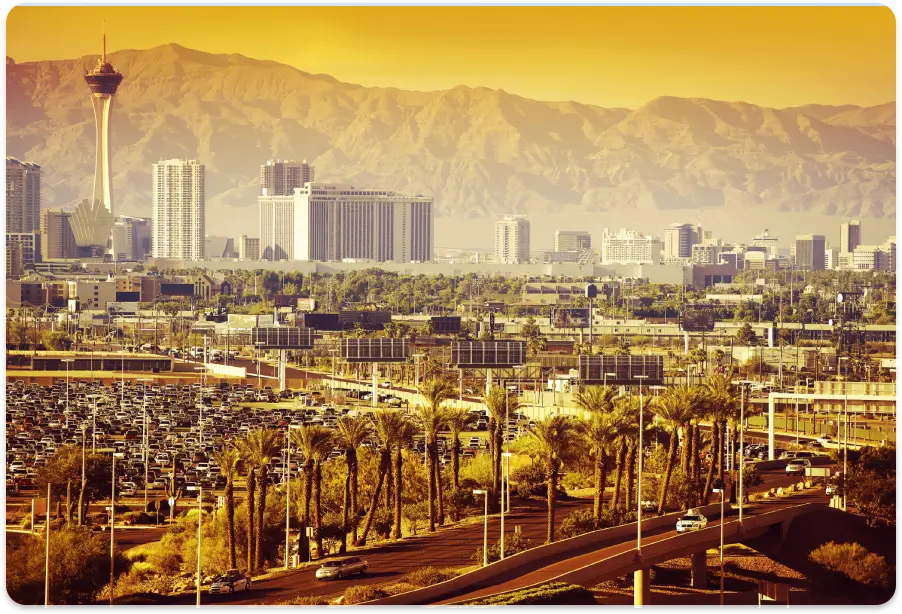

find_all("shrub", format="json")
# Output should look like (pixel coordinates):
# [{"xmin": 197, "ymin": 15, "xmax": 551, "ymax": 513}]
[
  {"xmin": 741, "ymin": 464, "xmax": 764, "ymax": 491},
  {"xmin": 121, "ymin": 511, "xmax": 155, "ymax": 526},
  {"xmin": 559, "ymin": 507, "xmax": 637, "ymax": 539},
  {"xmin": 512, "ymin": 462, "xmax": 546, "ymax": 499},
  {"xmin": 809, "ymin": 542, "xmax": 891, "ymax": 589},
  {"xmin": 468, "ymin": 582, "xmax": 594, "ymax": 605},
  {"xmin": 383, "ymin": 581, "xmax": 418, "ymax": 596},
  {"xmin": 403, "ymin": 501, "xmax": 429, "ymax": 536},
  {"xmin": 473, "ymin": 532, "xmax": 534, "ymax": 564},
  {"xmin": 404, "ymin": 566, "xmax": 459, "ymax": 587},
  {"xmin": 342, "ymin": 584, "xmax": 388, "ymax": 604},
  {"xmin": 278, "ymin": 595, "xmax": 329, "ymax": 605}
]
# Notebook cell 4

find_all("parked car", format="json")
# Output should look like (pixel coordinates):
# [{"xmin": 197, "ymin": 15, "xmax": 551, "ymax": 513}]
[
  {"xmin": 315, "ymin": 557, "xmax": 368, "ymax": 580},
  {"xmin": 676, "ymin": 509, "xmax": 708, "ymax": 533},
  {"xmin": 785, "ymin": 459, "xmax": 812, "ymax": 475},
  {"xmin": 816, "ymin": 435, "xmax": 834, "ymax": 446},
  {"xmin": 209, "ymin": 569, "xmax": 251, "ymax": 594}
]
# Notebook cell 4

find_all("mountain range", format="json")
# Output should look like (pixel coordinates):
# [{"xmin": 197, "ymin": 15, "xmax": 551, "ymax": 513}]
[{"xmin": 6, "ymin": 43, "xmax": 896, "ymax": 242}]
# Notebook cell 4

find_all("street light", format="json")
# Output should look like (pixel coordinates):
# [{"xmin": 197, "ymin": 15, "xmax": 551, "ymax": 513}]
[
  {"xmin": 138, "ymin": 378, "xmax": 154, "ymax": 507},
  {"xmin": 287, "ymin": 424, "xmax": 302, "ymax": 569},
  {"xmin": 473, "ymin": 490, "xmax": 488, "ymax": 567},
  {"xmin": 603, "ymin": 371, "xmax": 616, "ymax": 389},
  {"xmin": 255, "ymin": 341, "xmax": 266, "ymax": 388},
  {"xmin": 194, "ymin": 367, "xmax": 207, "ymax": 448},
  {"xmin": 44, "ymin": 482, "xmax": 51, "ymax": 607},
  {"xmin": 501, "ymin": 452, "xmax": 512, "ymax": 558},
  {"xmin": 61, "ymin": 359, "xmax": 75, "ymax": 417},
  {"xmin": 196, "ymin": 486, "xmax": 203, "ymax": 608},
  {"xmin": 110, "ymin": 451, "xmax": 125, "ymax": 605},
  {"xmin": 843, "ymin": 391, "xmax": 848, "ymax": 512},
  {"xmin": 635, "ymin": 375, "xmax": 648, "ymax": 554},
  {"xmin": 712, "ymin": 480, "xmax": 726, "ymax": 606},
  {"xmin": 79, "ymin": 424, "xmax": 87, "ymax": 525}
]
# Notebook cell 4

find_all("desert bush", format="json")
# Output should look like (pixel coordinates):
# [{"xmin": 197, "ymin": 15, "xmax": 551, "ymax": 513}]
[
  {"xmin": 278, "ymin": 595, "xmax": 329, "ymax": 605},
  {"xmin": 473, "ymin": 531, "xmax": 534, "ymax": 564},
  {"xmin": 468, "ymin": 582, "xmax": 594, "ymax": 605},
  {"xmin": 559, "ymin": 507, "xmax": 637, "ymax": 539},
  {"xmin": 561, "ymin": 469, "xmax": 593, "ymax": 491},
  {"xmin": 512, "ymin": 461, "xmax": 546, "ymax": 498},
  {"xmin": 403, "ymin": 501, "xmax": 429, "ymax": 536},
  {"xmin": 458, "ymin": 454, "xmax": 493, "ymax": 490},
  {"xmin": 342, "ymin": 584, "xmax": 388, "ymax": 604},
  {"xmin": 121, "ymin": 511, "xmax": 155, "ymax": 526},
  {"xmin": 741, "ymin": 464, "xmax": 764, "ymax": 490},
  {"xmin": 404, "ymin": 566, "xmax": 459, "ymax": 587},
  {"xmin": 809, "ymin": 542, "xmax": 891, "ymax": 589},
  {"xmin": 383, "ymin": 581, "xmax": 418, "ymax": 596}
]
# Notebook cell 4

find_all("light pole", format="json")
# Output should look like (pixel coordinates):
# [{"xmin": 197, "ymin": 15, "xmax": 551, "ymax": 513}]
[
  {"xmin": 635, "ymin": 375, "xmax": 648, "ymax": 553},
  {"xmin": 79, "ymin": 425, "xmax": 86, "ymax": 525},
  {"xmin": 90, "ymin": 394, "xmax": 99, "ymax": 454},
  {"xmin": 501, "ymin": 451, "xmax": 512, "ymax": 558},
  {"xmin": 287, "ymin": 424, "xmax": 302, "ymax": 569},
  {"xmin": 843, "ymin": 391, "xmax": 848, "ymax": 512},
  {"xmin": 738, "ymin": 383, "xmax": 746, "ymax": 525},
  {"xmin": 62, "ymin": 359, "xmax": 74, "ymax": 417},
  {"xmin": 138, "ymin": 378, "xmax": 153, "ymax": 507},
  {"xmin": 329, "ymin": 348, "xmax": 338, "ymax": 391},
  {"xmin": 196, "ymin": 486, "xmax": 202, "ymax": 608},
  {"xmin": 603, "ymin": 371, "xmax": 616, "ymax": 389},
  {"xmin": 255, "ymin": 341, "xmax": 266, "ymax": 388},
  {"xmin": 44, "ymin": 482, "xmax": 51, "ymax": 607},
  {"xmin": 194, "ymin": 367, "xmax": 206, "ymax": 449},
  {"xmin": 474, "ymin": 489, "xmax": 488, "ymax": 567},
  {"xmin": 110, "ymin": 451, "xmax": 125, "ymax": 605},
  {"xmin": 713, "ymin": 481, "xmax": 726, "ymax": 606}
]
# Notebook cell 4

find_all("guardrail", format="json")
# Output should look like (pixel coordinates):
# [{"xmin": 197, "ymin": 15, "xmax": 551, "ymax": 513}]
[{"xmin": 364, "ymin": 503, "xmax": 722, "ymax": 606}]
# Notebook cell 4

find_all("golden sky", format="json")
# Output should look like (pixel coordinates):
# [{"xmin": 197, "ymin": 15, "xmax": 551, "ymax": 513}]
[{"xmin": 6, "ymin": 5, "xmax": 895, "ymax": 108}]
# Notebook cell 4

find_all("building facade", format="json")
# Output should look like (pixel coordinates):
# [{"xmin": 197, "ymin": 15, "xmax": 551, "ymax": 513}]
[
  {"xmin": 6, "ymin": 157, "xmax": 41, "ymax": 234},
  {"xmin": 794, "ymin": 234, "xmax": 826, "ymax": 270},
  {"xmin": 494, "ymin": 215, "xmax": 530, "ymax": 264},
  {"xmin": 261, "ymin": 159, "xmax": 314, "ymax": 196},
  {"xmin": 293, "ymin": 183, "xmax": 434, "ymax": 263},
  {"xmin": 554, "ymin": 230, "xmax": 591, "ymax": 253},
  {"xmin": 840, "ymin": 220, "xmax": 861, "ymax": 254},
  {"xmin": 40, "ymin": 209, "xmax": 78, "ymax": 260},
  {"xmin": 152, "ymin": 159, "xmax": 205, "ymax": 260},
  {"xmin": 663, "ymin": 223, "xmax": 697, "ymax": 259},
  {"xmin": 238, "ymin": 235, "xmax": 260, "ymax": 261},
  {"xmin": 600, "ymin": 228, "xmax": 661, "ymax": 265},
  {"xmin": 259, "ymin": 195, "xmax": 295, "ymax": 260}
]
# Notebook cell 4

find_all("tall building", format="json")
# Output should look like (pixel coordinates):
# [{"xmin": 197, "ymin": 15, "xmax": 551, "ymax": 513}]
[
  {"xmin": 554, "ymin": 231, "xmax": 591, "ymax": 253},
  {"xmin": 75, "ymin": 29, "xmax": 124, "ymax": 256},
  {"xmin": 261, "ymin": 159, "xmax": 314, "ymax": 196},
  {"xmin": 293, "ymin": 183, "xmax": 434, "ymax": 262},
  {"xmin": 238, "ymin": 235, "xmax": 260, "ymax": 261},
  {"xmin": 600, "ymin": 228, "xmax": 661, "ymax": 265},
  {"xmin": 6, "ymin": 243, "xmax": 23, "ymax": 278},
  {"xmin": 795, "ymin": 234, "xmax": 826, "ymax": 270},
  {"xmin": 494, "ymin": 215, "xmax": 530, "ymax": 264},
  {"xmin": 840, "ymin": 220, "xmax": 862, "ymax": 254},
  {"xmin": 6, "ymin": 157, "xmax": 41, "ymax": 234},
  {"xmin": 751, "ymin": 229, "xmax": 779, "ymax": 258},
  {"xmin": 259, "ymin": 195, "xmax": 295, "ymax": 260},
  {"xmin": 852, "ymin": 237, "xmax": 895, "ymax": 271},
  {"xmin": 6, "ymin": 233, "xmax": 40, "ymax": 268},
  {"xmin": 40, "ymin": 209, "xmax": 78, "ymax": 260},
  {"xmin": 663, "ymin": 223, "xmax": 696, "ymax": 259},
  {"xmin": 152, "ymin": 159, "xmax": 205, "ymax": 260}
]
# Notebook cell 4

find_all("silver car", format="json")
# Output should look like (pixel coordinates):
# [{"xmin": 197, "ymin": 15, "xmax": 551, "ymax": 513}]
[
  {"xmin": 209, "ymin": 569, "xmax": 251, "ymax": 595},
  {"xmin": 676, "ymin": 510, "xmax": 708, "ymax": 533},
  {"xmin": 315, "ymin": 557, "xmax": 368, "ymax": 581}
]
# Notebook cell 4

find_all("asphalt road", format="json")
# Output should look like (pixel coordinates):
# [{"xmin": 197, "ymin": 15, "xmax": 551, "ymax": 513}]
[{"xmin": 6, "ymin": 526, "xmax": 167, "ymax": 550}]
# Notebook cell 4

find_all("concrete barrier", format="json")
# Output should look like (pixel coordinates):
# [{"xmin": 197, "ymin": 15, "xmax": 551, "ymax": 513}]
[
  {"xmin": 203, "ymin": 362, "xmax": 246, "ymax": 378},
  {"xmin": 364, "ymin": 503, "xmax": 722, "ymax": 606}
]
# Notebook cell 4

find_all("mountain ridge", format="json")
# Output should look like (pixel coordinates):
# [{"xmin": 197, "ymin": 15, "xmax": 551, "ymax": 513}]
[{"xmin": 6, "ymin": 44, "xmax": 895, "ymax": 238}]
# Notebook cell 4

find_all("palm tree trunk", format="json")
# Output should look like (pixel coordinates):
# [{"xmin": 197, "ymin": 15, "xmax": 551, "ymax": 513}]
[
  {"xmin": 226, "ymin": 479, "xmax": 236, "ymax": 569},
  {"xmin": 77, "ymin": 479, "xmax": 86, "ymax": 526},
  {"xmin": 427, "ymin": 437, "xmax": 436, "ymax": 532},
  {"xmin": 610, "ymin": 443, "xmax": 626, "ymax": 510},
  {"xmin": 702, "ymin": 426, "xmax": 720, "ymax": 506},
  {"xmin": 254, "ymin": 464, "xmax": 267, "ymax": 571},
  {"xmin": 624, "ymin": 444, "xmax": 635, "ymax": 509},
  {"xmin": 65, "ymin": 481, "xmax": 74, "ymax": 527},
  {"xmin": 303, "ymin": 460, "xmax": 314, "ymax": 524},
  {"xmin": 681, "ymin": 423, "xmax": 693, "ymax": 474},
  {"xmin": 246, "ymin": 469, "xmax": 256, "ymax": 573},
  {"xmin": 384, "ymin": 451, "xmax": 394, "ymax": 519},
  {"xmin": 392, "ymin": 445, "xmax": 403, "ymax": 539},
  {"xmin": 313, "ymin": 461, "xmax": 323, "ymax": 557},
  {"xmin": 350, "ymin": 457, "xmax": 359, "ymax": 544},
  {"xmin": 435, "ymin": 444, "xmax": 445, "ymax": 525},
  {"xmin": 656, "ymin": 431, "xmax": 679, "ymax": 515},
  {"xmin": 356, "ymin": 450, "xmax": 389, "ymax": 546},
  {"xmin": 716, "ymin": 420, "xmax": 725, "ymax": 482},
  {"xmin": 690, "ymin": 423, "xmax": 700, "ymax": 482},
  {"xmin": 451, "ymin": 436, "xmax": 461, "ymax": 490},
  {"xmin": 592, "ymin": 453, "xmax": 607, "ymax": 522},
  {"xmin": 546, "ymin": 461, "xmax": 558, "ymax": 544},
  {"xmin": 488, "ymin": 417, "xmax": 498, "ymax": 495},
  {"xmin": 340, "ymin": 463, "xmax": 350, "ymax": 554}
]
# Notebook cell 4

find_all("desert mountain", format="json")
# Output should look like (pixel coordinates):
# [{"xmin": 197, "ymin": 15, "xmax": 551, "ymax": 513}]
[{"xmin": 6, "ymin": 43, "xmax": 895, "ymax": 238}]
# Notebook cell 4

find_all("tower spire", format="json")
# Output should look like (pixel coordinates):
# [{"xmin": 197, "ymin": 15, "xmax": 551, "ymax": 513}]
[{"xmin": 102, "ymin": 19, "xmax": 106, "ymax": 62}]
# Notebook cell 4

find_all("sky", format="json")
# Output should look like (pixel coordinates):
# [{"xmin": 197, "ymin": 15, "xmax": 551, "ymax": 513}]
[{"xmin": 6, "ymin": 5, "xmax": 896, "ymax": 109}]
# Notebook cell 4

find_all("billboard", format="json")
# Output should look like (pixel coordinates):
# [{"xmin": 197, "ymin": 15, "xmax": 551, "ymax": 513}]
[
  {"xmin": 578, "ymin": 354, "xmax": 664, "ymax": 385},
  {"xmin": 115, "ymin": 291, "xmax": 140, "ymax": 303},
  {"xmin": 552, "ymin": 308, "xmax": 590, "ymax": 329},
  {"xmin": 451, "ymin": 341, "xmax": 527, "ymax": 368},
  {"xmin": 341, "ymin": 338, "xmax": 409, "ymax": 362},
  {"xmin": 431, "ymin": 316, "xmax": 462, "ymax": 334},
  {"xmin": 160, "ymin": 283, "xmax": 194, "ymax": 297},
  {"xmin": 273, "ymin": 294, "xmax": 297, "ymax": 308},
  {"xmin": 296, "ymin": 298, "xmax": 317, "ymax": 312},
  {"xmin": 302, "ymin": 313, "xmax": 341, "ymax": 331},
  {"xmin": 680, "ymin": 307, "xmax": 716, "ymax": 332},
  {"xmin": 339, "ymin": 310, "xmax": 391, "ymax": 331},
  {"xmin": 251, "ymin": 327, "xmax": 315, "ymax": 349}
]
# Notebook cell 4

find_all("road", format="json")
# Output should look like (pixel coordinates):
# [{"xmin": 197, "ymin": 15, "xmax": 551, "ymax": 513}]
[{"xmin": 6, "ymin": 526, "xmax": 167, "ymax": 550}]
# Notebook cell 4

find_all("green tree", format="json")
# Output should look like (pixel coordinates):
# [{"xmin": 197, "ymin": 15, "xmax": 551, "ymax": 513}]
[
  {"xmin": 334, "ymin": 416, "xmax": 369, "ymax": 551},
  {"xmin": 417, "ymin": 376, "xmax": 455, "ymax": 530},
  {"xmin": 736, "ymin": 322, "xmax": 756, "ymax": 346},
  {"xmin": 211, "ymin": 447, "xmax": 241, "ymax": 569},
  {"xmin": 235, "ymin": 429, "xmax": 281, "ymax": 571},
  {"xmin": 291, "ymin": 424, "xmax": 335, "ymax": 557},
  {"xmin": 524, "ymin": 415, "xmax": 580, "ymax": 543},
  {"xmin": 35, "ymin": 446, "xmax": 112, "ymax": 526},
  {"xmin": 574, "ymin": 386, "xmax": 619, "ymax": 521},
  {"xmin": 652, "ymin": 385, "xmax": 703, "ymax": 514},
  {"xmin": 444, "ymin": 407, "xmax": 472, "ymax": 490},
  {"xmin": 357, "ymin": 410, "xmax": 404, "ymax": 546}
]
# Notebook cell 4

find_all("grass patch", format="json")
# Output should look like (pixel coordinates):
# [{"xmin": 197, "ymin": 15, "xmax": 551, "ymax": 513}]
[{"xmin": 468, "ymin": 582, "xmax": 595, "ymax": 605}]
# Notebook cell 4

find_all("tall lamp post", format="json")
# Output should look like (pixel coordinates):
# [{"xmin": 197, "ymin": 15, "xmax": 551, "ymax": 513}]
[
  {"xmin": 843, "ymin": 391, "xmax": 848, "ymax": 512},
  {"xmin": 44, "ymin": 482, "xmax": 51, "ymax": 607},
  {"xmin": 138, "ymin": 378, "xmax": 153, "ymax": 507},
  {"xmin": 196, "ymin": 486, "xmax": 202, "ymax": 608},
  {"xmin": 62, "ymin": 359, "xmax": 74, "ymax": 417},
  {"xmin": 255, "ymin": 341, "xmax": 266, "ymax": 388},
  {"xmin": 713, "ymin": 479, "xmax": 726, "ymax": 606},
  {"xmin": 287, "ymin": 424, "xmax": 302, "ymax": 569},
  {"xmin": 193, "ymin": 367, "xmax": 207, "ymax": 449},
  {"xmin": 110, "ymin": 451, "xmax": 125, "ymax": 605},
  {"xmin": 603, "ymin": 371, "xmax": 616, "ymax": 389},
  {"xmin": 473, "ymin": 490, "xmax": 488, "ymax": 567},
  {"xmin": 635, "ymin": 375, "xmax": 648, "ymax": 553},
  {"xmin": 79, "ymin": 424, "xmax": 87, "ymax": 525},
  {"xmin": 500, "ymin": 451, "xmax": 512, "ymax": 558}
]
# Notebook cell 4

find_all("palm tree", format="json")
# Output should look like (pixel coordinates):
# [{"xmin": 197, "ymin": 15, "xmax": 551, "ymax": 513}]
[
  {"xmin": 211, "ymin": 447, "xmax": 241, "ymax": 569},
  {"xmin": 235, "ymin": 429, "xmax": 281, "ymax": 571},
  {"xmin": 652, "ymin": 385, "xmax": 703, "ymax": 515},
  {"xmin": 444, "ymin": 407, "xmax": 471, "ymax": 489},
  {"xmin": 417, "ymin": 376, "xmax": 454, "ymax": 530},
  {"xmin": 310, "ymin": 429, "xmax": 334, "ymax": 557},
  {"xmin": 356, "ymin": 410, "xmax": 404, "ymax": 546},
  {"xmin": 335, "ymin": 415, "xmax": 369, "ymax": 551},
  {"xmin": 526, "ymin": 415, "xmax": 580, "ymax": 544},
  {"xmin": 245, "ymin": 468, "xmax": 256, "ymax": 572},
  {"xmin": 393, "ymin": 417, "xmax": 418, "ymax": 539},
  {"xmin": 574, "ymin": 385, "xmax": 619, "ymax": 520},
  {"xmin": 610, "ymin": 398, "xmax": 639, "ymax": 510},
  {"xmin": 291, "ymin": 424, "xmax": 334, "ymax": 556},
  {"xmin": 703, "ymin": 373, "xmax": 739, "ymax": 504},
  {"xmin": 483, "ymin": 385, "xmax": 508, "ymax": 499}
]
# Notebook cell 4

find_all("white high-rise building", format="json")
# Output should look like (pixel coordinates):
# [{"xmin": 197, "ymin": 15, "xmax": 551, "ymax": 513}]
[
  {"xmin": 259, "ymin": 195, "xmax": 295, "ymax": 260},
  {"xmin": 852, "ymin": 237, "xmax": 895, "ymax": 271},
  {"xmin": 152, "ymin": 159, "xmax": 205, "ymax": 260},
  {"xmin": 494, "ymin": 215, "xmax": 530, "ymax": 264},
  {"xmin": 601, "ymin": 228, "xmax": 661, "ymax": 264},
  {"xmin": 663, "ymin": 222, "xmax": 696, "ymax": 260},
  {"xmin": 750, "ymin": 229, "xmax": 779, "ymax": 258},
  {"xmin": 293, "ymin": 183, "xmax": 433, "ymax": 262},
  {"xmin": 840, "ymin": 220, "xmax": 861, "ymax": 254},
  {"xmin": 554, "ymin": 230, "xmax": 591, "ymax": 253},
  {"xmin": 6, "ymin": 157, "xmax": 41, "ymax": 234},
  {"xmin": 261, "ymin": 159, "xmax": 314, "ymax": 196}
]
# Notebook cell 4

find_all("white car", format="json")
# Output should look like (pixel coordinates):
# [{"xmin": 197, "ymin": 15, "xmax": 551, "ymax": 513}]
[
  {"xmin": 315, "ymin": 557, "xmax": 368, "ymax": 580},
  {"xmin": 785, "ymin": 459, "xmax": 812, "ymax": 475},
  {"xmin": 816, "ymin": 435, "xmax": 834, "ymax": 446},
  {"xmin": 676, "ymin": 509, "xmax": 708, "ymax": 533},
  {"xmin": 209, "ymin": 570, "xmax": 251, "ymax": 595}
]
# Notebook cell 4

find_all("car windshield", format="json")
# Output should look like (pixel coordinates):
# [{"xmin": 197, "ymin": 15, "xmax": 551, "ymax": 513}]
[
  {"xmin": 322, "ymin": 562, "xmax": 342, "ymax": 568},
  {"xmin": 682, "ymin": 516, "xmax": 700, "ymax": 522}
]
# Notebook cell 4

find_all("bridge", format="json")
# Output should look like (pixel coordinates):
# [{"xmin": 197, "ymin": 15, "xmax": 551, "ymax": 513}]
[{"xmin": 363, "ymin": 493, "xmax": 824, "ymax": 606}]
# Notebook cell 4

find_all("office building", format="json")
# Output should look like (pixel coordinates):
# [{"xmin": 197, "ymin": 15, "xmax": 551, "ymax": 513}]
[
  {"xmin": 795, "ymin": 234, "xmax": 826, "ymax": 270},
  {"xmin": 494, "ymin": 215, "xmax": 531, "ymax": 264},
  {"xmin": 293, "ymin": 183, "xmax": 434, "ymax": 262},
  {"xmin": 824, "ymin": 247, "xmax": 838, "ymax": 270},
  {"xmin": 6, "ymin": 243, "xmax": 23, "ymax": 278},
  {"xmin": 6, "ymin": 157, "xmax": 41, "ymax": 234},
  {"xmin": 152, "ymin": 159, "xmax": 206, "ymax": 260},
  {"xmin": 6, "ymin": 233, "xmax": 40, "ymax": 268},
  {"xmin": 67, "ymin": 279, "xmax": 117, "ymax": 311},
  {"xmin": 840, "ymin": 220, "xmax": 862, "ymax": 254},
  {"xmin": 601, "ymin": 228, "xmax": 661, "ymax": 265},
  {"xmin": 259, "ymin": 195, "xmax": 295, "ymax": 260},
  {"xmin": 112, "ymin": 216, "xmax": 152, "ymax": 262},
  {"xmin": 238, "ymin": 235, "xmax": 260, "ymax": 261},
  {"xmin": 751, "ymin": 229, "xmax": 779, "ymax": 257},
  {"xmin": 852, "ymin": 237, "xmax": 896, "ymax": 271},
  {"xmin": 663, "ymin": 223, "xmax": 696, "ymax": 259},
  {"xmin": 40, "ymin": 209, "xmax": 78, "ymax": 260},
  {"xmin": 261, "ymin": 159, "xmax": 315, "ymax": 196},
  {"xmin": 554, "ymin": 231, "xmax": 591, "ymax": 253},
  {"xmin": 78, "ymin": 30, "xmax": 124, "ymax": 256},
  {"xmin": 691, "ymin": 243, "xmax": 721, "ymax": 265}
]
